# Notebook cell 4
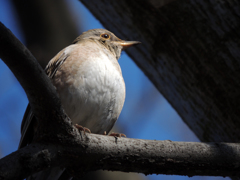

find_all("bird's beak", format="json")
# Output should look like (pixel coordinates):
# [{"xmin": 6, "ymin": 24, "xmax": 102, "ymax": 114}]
[{"xmin": 118, "ymin": 41, "xmax": 141, "ymax": 50}]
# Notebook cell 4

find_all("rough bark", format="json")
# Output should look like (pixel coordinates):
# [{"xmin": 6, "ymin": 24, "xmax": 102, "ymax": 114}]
[
  {"xmin": 1, "ymin": 135, "xmax": 240, "ymax": 180},
  {"xmin": 79, "ymin": 0, "xmax": 240, "ymax": 142},
  {"xmin": 0, "ymin": 22, "xmax": 75, "ymax": 144}
]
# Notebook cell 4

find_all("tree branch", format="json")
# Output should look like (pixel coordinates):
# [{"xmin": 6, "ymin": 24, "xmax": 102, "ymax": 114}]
[
  {"xmin": 0, "ymin": 21, "xmax": 76, "ymax": 143},
  {"xmin": 0, "ymin": 134, "xmax": 240, "ymax": 180},
  {"xmin": 0, "ymin": 22, "xmax": 62, "ymax": 122}
]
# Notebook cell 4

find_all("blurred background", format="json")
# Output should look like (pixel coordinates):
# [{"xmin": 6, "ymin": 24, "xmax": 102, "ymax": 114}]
[{"xmin": 0, "ymin": 0, "xmax": 228, "ymax": 180}]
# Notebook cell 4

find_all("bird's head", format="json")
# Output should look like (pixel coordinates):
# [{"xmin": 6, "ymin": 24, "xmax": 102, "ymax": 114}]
[{"xmin": 73, "ymin": 29, "xmax": 140, "ymax": 59}]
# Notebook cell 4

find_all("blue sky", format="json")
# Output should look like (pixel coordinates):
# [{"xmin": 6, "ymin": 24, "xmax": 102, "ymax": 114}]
[{"xmin": 0, "ymin": 1, "xmax": 228, "ymax": 180}]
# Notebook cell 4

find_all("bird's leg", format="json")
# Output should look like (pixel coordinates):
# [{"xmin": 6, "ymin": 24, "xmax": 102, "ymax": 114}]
[
  {"xmin": 75, "ymin": 124, "xmax": 91, "ymax": 134},
  {"xmin": 103, "ymin": 131, "xmax": 126, "ymax": 137}
]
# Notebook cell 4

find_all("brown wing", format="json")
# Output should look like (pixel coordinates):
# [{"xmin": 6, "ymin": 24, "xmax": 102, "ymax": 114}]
[{"xmin": 18, "ymin": 49, "xmax": 69, "ymax": 149}]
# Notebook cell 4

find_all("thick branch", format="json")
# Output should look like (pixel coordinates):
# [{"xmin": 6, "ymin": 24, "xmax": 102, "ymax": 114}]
[
  {"xmin": 0, "ymin": 22, "xmax": 62, "ymax": 122},
  {"xmin": 79, "ymin": 0, "xmax": 240, "ymax": 142},
  {"xmin": 0, "ymin": 134, "xmax": 240, "ymax": 180},
  {"xmin": 0, "ymin": 22, "xmax": 76, "ymax": 142}
]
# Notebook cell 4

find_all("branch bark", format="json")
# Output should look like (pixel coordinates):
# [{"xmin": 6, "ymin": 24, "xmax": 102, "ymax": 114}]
[
  {"xmin": 1, "ymin": 134, "xmax": 240, "ymax": 180},
  {"xmin": 0, "ymin": 21, "xmax": 77, "ymax": 144},
  {"xmin": 79, "ymin": 0, "xmax": 240, "ymax": 143},
  {"xmin": 0, "ymin": 22, "xmax": 62, "ymax": 122}
]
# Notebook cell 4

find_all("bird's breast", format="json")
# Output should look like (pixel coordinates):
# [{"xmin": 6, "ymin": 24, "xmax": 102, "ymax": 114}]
[{"xmin": 52, "ymin": 45, "xmax": 125, "ymax": 134}]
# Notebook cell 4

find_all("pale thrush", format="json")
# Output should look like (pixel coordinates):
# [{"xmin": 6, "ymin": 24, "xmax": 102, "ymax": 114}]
[{"xmin": 19, "ymin": 29, "xmax": 140, "ymax": 180}]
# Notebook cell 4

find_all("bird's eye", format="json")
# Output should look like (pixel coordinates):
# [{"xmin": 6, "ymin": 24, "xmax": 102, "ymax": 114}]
[{"xmin": 101, "ymin": 33, "xmax": 110, "ymax": 39}]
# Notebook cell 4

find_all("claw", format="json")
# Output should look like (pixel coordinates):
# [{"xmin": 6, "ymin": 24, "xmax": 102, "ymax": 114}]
[
  {"xmin": 108, "ymin": 132, "xmax": 126, "ymax": 137},
  {"xmin": 75, "ymin": 124, "xmax": 91, "ymax": 134}
]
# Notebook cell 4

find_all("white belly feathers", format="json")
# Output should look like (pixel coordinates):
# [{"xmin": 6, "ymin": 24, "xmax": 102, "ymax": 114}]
[{"xmin": 52, "ymin": 44, "xmax": 125, "ymax": 134}]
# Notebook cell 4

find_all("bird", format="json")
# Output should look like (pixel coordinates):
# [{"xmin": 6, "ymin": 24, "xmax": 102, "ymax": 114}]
[{"xmin": 18, "ymin": 28, "xmax": 140, "ymax": 180}]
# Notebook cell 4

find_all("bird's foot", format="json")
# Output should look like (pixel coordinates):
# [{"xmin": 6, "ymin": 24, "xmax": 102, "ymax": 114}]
[
  {"xmin": 75, "ymin": 124, "xmax": 91, "ymax": 134},
  {"xmin": 104, "ymin": 131, "xmax": 126, "ymax": 137}
]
